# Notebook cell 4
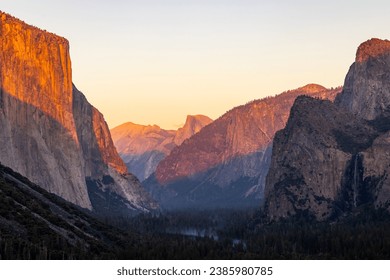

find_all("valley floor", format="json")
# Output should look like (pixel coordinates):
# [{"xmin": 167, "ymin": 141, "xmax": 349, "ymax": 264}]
[{"xmin": 1, "ymin": 162, "xmax": 390, "ymax": 260}]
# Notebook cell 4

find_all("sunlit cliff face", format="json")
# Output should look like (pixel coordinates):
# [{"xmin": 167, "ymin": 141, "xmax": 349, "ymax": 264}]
[
  {"xmin": 355, "ymin": 38, "xmax": 390, "ymax": 63},
  {"xmin": 0, "ymin": 12, "xmax": 156, "ymax": 211},
  {"xmin": 0, "ymin": 11, "xmax": 128, "ymax": 176},
  {"xmin": 0, "ymin": 12, "xmax": 76, "ymax": 139}
]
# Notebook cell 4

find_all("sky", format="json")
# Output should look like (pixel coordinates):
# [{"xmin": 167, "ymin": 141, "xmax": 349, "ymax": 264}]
[{"xmin": 2, "ymin": 0, "xmax": 390, "ymax": 129}]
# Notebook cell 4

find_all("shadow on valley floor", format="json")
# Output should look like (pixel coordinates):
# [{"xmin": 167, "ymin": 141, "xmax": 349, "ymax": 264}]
[
  {"xmin": 2, "ymin": 163, "xmax": 390, "ymax": 260},
  {"xmin": 115, "ymin": 206, "xmax": 390, "ymax": 259},
  {"xmin": 123, "ymin": 150, "xmax": 166, "ymax": 181},
  {"xmin": 143, "ymin": 146, "xmax": 272, "ymax": 210}
]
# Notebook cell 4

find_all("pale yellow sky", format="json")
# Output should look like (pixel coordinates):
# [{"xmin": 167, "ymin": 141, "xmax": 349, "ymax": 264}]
[{"xmin": 2, "ymin": 0, "xmax": 390, "ymax": 129}]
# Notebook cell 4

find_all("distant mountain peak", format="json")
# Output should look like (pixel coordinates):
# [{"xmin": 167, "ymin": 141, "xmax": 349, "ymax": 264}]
[
  {"xmin": 111, "ymin": 115, "xmax": 212, "ymax": 181},
  {"xmin": 186, "ymin": 114, "xmax": 212, "ymax": 122},
  {"xmin": 174, "ymin": 115, "xmax": 213, "ymax": 146},
  {"xmin": 297, "ymin": 84, "xmax": 327, "ymax": 94},
  {"xmin": 112, "ymin": 122, "xmax": 165, "ymax": 137},
  {"xmin": 356, "ymin": 38, "xmax": 390, "ymax": 63}
]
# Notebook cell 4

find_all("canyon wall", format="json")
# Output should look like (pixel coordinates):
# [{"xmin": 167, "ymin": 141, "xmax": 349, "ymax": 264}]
[
  {"xmin": 265, "ymin": 39, "xmax": 390, "ymax": 220},
  {"xmin": 0, "ymin": 12, "xmax": 156, "ymax": 213}
]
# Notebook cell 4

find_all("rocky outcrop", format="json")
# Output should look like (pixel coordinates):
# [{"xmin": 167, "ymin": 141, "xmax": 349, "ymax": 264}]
[
  {"xmin": 174, "ymin": 115, "xmax": 213, "ymax": 146},
  {"xmin": 0, "ymin": 11, "xmax": 156, "ymax": 213},
  {"xmin": 335, "ymin": 38, "xmax": 390, "ymax": 120},
  {"xmin": 72, "ymin": 86, "xmax": 130, "ymax": 177},
  {"xmin": 147, "ymin": 85, "xmax": 340, "ymax": 209},
  {"xmin": 111, "ymin": 115, "xmax": 212, "ymax": 181},
  {"xmin": 265, "ymin": 38, "xmax": 390, "ymax": 220},
  {"xmin": 0, "ymin": 12, "xmax": 89, "ymax": 208},
  {"xmin": 264, "ymin": 97, "xmax": 383, "ymax": 220}
]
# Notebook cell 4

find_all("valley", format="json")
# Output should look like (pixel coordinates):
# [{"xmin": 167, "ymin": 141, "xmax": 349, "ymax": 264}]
[
  {"xmin": 1, "ymin": 10, "xmax": 390, "ymax": 260},
  {"xmin": 1, "ymin": 155, "xmax": 390, "ymax": 260}
]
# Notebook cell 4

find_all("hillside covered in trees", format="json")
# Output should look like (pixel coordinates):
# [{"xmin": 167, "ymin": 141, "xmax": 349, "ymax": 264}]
[{"xmin": 1, "ymin": 162, "xmax": 390, "ymax": 259}]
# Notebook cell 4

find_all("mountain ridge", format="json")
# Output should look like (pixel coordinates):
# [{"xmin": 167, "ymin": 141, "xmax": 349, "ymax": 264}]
[
  {"xmin": 146, "ymin": 84, "xmax": 341, "ymax": 209},
  {"xmin": 156, "ymin": 84, "xmax": 341, "ymax": 185},
  {"xmin": 111, "ymin": 114, "xmax": 212, "ymax": 181}
]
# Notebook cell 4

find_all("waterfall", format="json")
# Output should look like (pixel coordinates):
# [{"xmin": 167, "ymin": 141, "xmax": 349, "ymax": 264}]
[{"xmin": 353, "ymin": 154, "xmax": 359, "ymax": 207}]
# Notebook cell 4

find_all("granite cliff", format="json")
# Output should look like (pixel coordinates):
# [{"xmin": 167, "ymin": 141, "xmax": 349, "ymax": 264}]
[
  {"xmin": 173, "ymin": 115, "xmax": 213, "ymax": 146},
  {"xmin": 0, "ymin": 11, "xmax": 156, "ymax": 214},
  {"xmin": 111, "ymin": 115, "xmax": 212, "ymax": 181},
  {"xmin": 265, "ymin": 38, "xmax": 390, "ymax": 220},
  {"xmin": 146, "ymin": 85, "xmax": 340, "ymax": 209},
  {"xmin": 335, "ymin": 38, "xmax": 390, "ymax": 120}
]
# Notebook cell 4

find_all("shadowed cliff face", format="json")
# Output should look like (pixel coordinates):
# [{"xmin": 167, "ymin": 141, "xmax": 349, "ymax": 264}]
[
  {"xmin": 0, "ymin": 90, "xmax": 91, "ymax": 208},
  {"xmin": 265, "ymin": 38, "xmax": 390, "ymax": 220},
  {"xmin": 73, "ymin": 86, "xmax": 128, "ymax": 177},
  {"xmin": 145, "ymin": 85, "xmax": 340, "ymax": 209},
  {"xmin": 0, "ymin": 11, "xmax": 156, "ymax": 213},
  {"xmin": 264, "ymin": 97, "xmax": 381, "ymax": 220}
]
